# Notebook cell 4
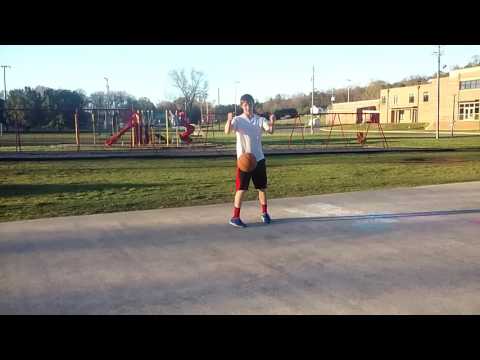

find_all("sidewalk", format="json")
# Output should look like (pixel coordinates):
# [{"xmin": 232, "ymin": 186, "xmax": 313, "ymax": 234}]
[{"xmin": 1, "ymin": 181, "xmax": 479, "ymax": 314}]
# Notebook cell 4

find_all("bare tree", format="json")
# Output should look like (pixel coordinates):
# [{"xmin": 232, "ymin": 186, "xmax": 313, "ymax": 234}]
[
  {"xmin": 169, "ymin": 68, "xmax": 208, "ymax": 117},
  {"xmin": 465, "ymin": 55, "xmax": 480, "ymax": 68}
]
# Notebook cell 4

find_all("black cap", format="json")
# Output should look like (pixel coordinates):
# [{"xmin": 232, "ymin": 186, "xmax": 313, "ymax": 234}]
[{"xmin": 239, "ymin": 94, "xmax": 254, "ymax": 105}]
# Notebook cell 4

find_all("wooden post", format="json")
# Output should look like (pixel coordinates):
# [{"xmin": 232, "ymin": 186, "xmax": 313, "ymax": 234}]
[
  {"xmin": 451, "ymin": 94, "xmax": 456, "ymax": 137},
  {"xmin": 91, "ymin": 111, "xmax": 96, "ymax": 145},
  {"xmin": 74, "ymin": 109, "xmax": 80, "ymax": 152},
  {"xmin": 15, "ymin": 114, "xmax": 21, "ymax": 152},
  {"xmin": 165, "ymin": 110, "xmax": 169, "ymax": 147},
  {"xmin": 131, "ymin": 126, "xmax": 135, "ymax": 148},
  {"xmin": 176, "ymin": 125, "xmax": 179, "ymax": 147}
]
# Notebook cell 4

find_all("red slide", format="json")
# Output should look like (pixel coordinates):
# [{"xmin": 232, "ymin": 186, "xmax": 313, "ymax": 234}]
[
  {"xmin": 105, "ymin": 112, "xmax": 139, "ymax": 147},
  {"xmin": 179, "ymin": 124, "xmax": 194, "ymax": 144},
  {"xmin": 177, "ymin": 111, "xmax": 194, "ymax": 144}
]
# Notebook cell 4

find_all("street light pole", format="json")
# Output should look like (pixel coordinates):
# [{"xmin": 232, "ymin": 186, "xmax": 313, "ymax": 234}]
[
  {"xmin": 311, "ymin": 65, "xmax": 314, "ymax": 135},
  {"xmin": 104, "ymin": 77, "xmax": 111, "ymax": 133},
  {"xmin": 1, "ymin": 65, "xmax": 12, "ymax": 138},
  {"xmin": 346, "ymin": 79, "xmax": 351, "ymax": 102},
  {"xmin": 234, "ymin": 81, "xmax": 239, "ymax": 115},
  {"xmin": 1, "ymin": 65, "xmax": 11, "ymax": 103},
  {"xmin": 436, "ymin": 46, "xmax": 440, "ymax": 140},
  {"xmin": 433, "ymin": 46, "xmax": 443, "ymax": 140}
]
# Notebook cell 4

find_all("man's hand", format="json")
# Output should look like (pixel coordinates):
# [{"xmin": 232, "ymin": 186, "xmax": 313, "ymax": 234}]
[
  {"xmin": 269, "ymin": 113, "xmax": 276, "ymax": 124},
  {"xmin": 225, "ymin": 112, "xmax": 234, "ymax": 134},
  {"xmin": 268, "ymin": 113, "xmax": 275, "ymax": 133}
]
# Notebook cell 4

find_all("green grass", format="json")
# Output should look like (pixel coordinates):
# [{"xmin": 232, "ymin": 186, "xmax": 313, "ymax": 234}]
[
  {"xmin": 1, "ymin": 150, "xmax": 480, "ymax": 222},
  {"xmin": 339, "ymin": 122, "xmax": 428, "ymax": 131},
  {"xmin": 205, "ymin": 131, "xmax": 480, "ymax": 150}
]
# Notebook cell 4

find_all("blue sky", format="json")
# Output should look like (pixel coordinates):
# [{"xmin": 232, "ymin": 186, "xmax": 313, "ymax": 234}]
[{"xmin": 1, "ymin": 45, "xmax": 480, "ymax": 104}]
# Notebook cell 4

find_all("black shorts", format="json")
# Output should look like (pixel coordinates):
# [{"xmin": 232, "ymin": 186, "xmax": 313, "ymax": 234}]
[{"xmin": 236, "ymin": 159, "xmax": 267, "ymax": 191}]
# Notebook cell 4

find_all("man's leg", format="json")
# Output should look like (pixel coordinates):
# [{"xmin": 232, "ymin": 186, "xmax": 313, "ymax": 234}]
[
  {"xmin": 258, "ymin": 188, "xmax": 267, "ymax": 210},
  {"xmin": 252, "ymin": 159, "xmax": 269, "ymax": 222},
  {"xmin": 258, "ymin": 188, "xmax": 271, "ymax": 224},
  {"xmin": 230, "ymin": 190, "xmax": 247, "ymax": 227},
  {"xmin": 234, "ymin": 190, "xmax": 246, "ymax": 214},
  {"xmin": 230, "ymin": 165, "xmax": 250, "ymax": 227}
]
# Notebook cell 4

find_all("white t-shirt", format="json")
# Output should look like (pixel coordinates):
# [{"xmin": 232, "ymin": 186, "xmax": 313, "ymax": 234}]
[{"xmin": 231, "ymin": 113, "xmax": 270, "ymax": 161}]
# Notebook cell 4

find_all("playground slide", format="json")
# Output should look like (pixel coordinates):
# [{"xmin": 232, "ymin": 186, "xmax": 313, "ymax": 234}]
[
  {"xmin": 105, "ymin": 113, "xmax": 138, "ymax": 147},
  {"xmin": 179, "ymin": 123, "xmax": 194, "ymax": 144}
]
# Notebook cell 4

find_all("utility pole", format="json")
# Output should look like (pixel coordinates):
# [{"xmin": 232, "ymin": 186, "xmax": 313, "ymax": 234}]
[
  {"xmin": 234, "ymin": 81, "xmax": 240, "ymax": 115},
  {"xmin": 452, "ymin": 94, "xmax": 456, "ymax": 137},
  {"xmin": 1, "ymin": 65, "xmax": 11, "ymax": 138},
  {"xmin": 104, "ymin": 77, "xmax": 111, "ymax": 133},
  {"xmin": 1, "ymin": 65, "xmax": 10, "ymax": 103},
  {"xmin": 311, "ymin": 65, "xmax": 314, "ymax": 135},
  {"xmin": 217, "ymin": 88, "xmax": 220, "ymax": 130},
  {"xmin": 433, "ymin": 45, "xmax": 443, "ymax": 140},
  {"xmin": 346, "ymin": 79, "xmax": 351, "ymax": 102}
]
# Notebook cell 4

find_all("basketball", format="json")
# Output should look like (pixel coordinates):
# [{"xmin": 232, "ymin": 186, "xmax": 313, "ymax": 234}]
[{"xmin": 238, "ymin": 153, "xmax": 257, "ymax": 172}]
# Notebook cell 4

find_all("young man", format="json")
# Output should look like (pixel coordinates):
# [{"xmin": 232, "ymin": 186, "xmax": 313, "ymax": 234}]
[{"xmin": 224, "ymin": 94, "xmax": 275, "ymax": 228}]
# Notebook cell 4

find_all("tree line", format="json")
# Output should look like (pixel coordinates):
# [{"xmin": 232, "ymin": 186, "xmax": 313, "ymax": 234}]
[
  {"xmin": 0, "ymin": 86, "xmax": 159, "ymax": 132},
  {"xmin": 0, "ymin": 69, "xmax": 210, "ymax": 132}
]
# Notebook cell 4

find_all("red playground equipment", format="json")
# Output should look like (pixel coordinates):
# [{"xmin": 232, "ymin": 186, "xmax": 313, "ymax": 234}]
[
  {"xmin": 176, "ymin": 110, "xmax": 194, "ymax": 144},
  {"xmin": 105, "ymin": 111, "xmax": 142, "ymax": 147}
]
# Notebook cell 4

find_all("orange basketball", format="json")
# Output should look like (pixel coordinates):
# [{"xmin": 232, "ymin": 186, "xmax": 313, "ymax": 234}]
[{"xmin": 238, "ymin": 153, "xmax": 257, "ymax": 172}]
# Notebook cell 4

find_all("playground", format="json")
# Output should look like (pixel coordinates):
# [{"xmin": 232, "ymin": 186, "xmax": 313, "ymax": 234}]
[
  {"xmin": 0, "ymin": 105, "xmax": 220, "ymax": 152},
  {"xmin": 4, "ymin": 107, "xmax": 479, "ymax": 153}
]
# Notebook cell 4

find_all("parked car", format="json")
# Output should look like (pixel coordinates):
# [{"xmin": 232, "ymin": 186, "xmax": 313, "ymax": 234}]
[{"xmin": 274, "ymin": 108, "xmax": 299, "ymax": 119}]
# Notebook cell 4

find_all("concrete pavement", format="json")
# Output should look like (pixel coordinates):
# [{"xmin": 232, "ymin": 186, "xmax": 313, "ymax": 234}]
[{"xmin": 1, "ymin": 181, "xmax": 480, "ymax": 314}]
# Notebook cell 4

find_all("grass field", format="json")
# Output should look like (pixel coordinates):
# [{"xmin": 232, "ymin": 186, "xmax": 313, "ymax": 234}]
[{"xmin": 1, "ymin": 150, "xmax": 480, "ymax": 222}]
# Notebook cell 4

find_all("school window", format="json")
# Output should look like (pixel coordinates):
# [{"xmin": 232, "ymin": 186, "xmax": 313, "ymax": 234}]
[
  {"xmin": 393, "ymin": 95, "xmax": 398, "ymax": 105},
  {"xmin": 460, "ymin": 79, "xmax": 480, "ymax": 90},
  {"xmin": 458, "ymin": 101, "xmax": 479, "ymax": 120},
  {"xmin": 423, "ymin": 92, "xmax": 429, "ymax": 102},
  {"xmin": 409, "ymin": 93, "xmax": 414, "ymax": 103},
  {"xmin": 381, "ymin": 96, "xmax": 386, "ymax": 104}
]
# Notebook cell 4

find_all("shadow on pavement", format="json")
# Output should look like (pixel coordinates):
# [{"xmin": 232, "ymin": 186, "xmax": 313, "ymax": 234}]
[{"xmin": 272, "ymin": 208, "xmax": 480, "ymax": 224}]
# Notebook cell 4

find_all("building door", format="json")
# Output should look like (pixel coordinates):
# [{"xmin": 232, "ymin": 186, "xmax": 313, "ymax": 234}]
[
  {"xmin": 356, "ymin": 109, "xmax": 363, "ymax": 124},
  {"xmin": 466, "ymin": 104, "xmax": 475, "ymax": 119},
  {"xmin": 459, "ymin": 102, "xmax": 479, "ymax": 120},
  {"xmin": 391, "ymin": 110, "xmax": 395, "ymax": 123},
  {"xmin": 411, "ymin": 108, "xmax": 418, "ymax": 123}
]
